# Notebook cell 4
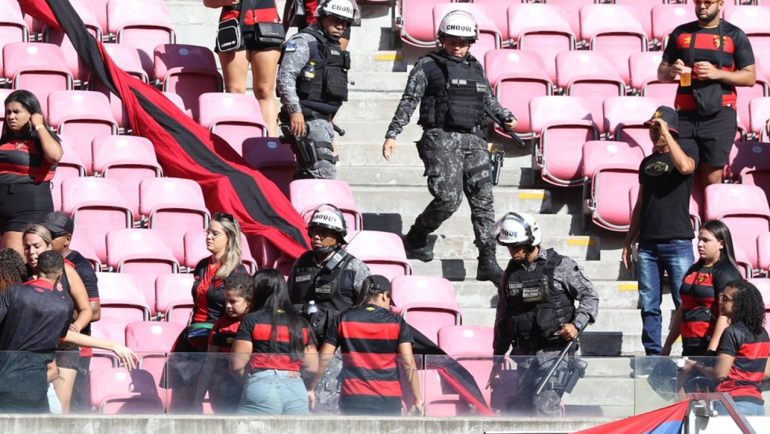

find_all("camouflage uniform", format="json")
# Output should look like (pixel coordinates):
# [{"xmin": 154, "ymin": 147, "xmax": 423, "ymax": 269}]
[
  {"xmin": 277, "ymin": 23, "xmax": 341, "ymax": 179},
  {"xmin": 492, "ymin": 247, "xmax": 599, "ymax": 416},
  {"xmin": 385, "ymin": 51, "xmax": 512, "ymax": 252}
]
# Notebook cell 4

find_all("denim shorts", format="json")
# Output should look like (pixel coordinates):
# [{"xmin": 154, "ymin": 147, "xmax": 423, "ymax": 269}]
[{"xmin": 237, "ymin": 369, "xmax": 308, "ymax": 415}]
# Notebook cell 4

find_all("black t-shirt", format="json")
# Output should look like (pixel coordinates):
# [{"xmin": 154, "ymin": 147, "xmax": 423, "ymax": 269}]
[
  {"xmin": 66, "ymin": 250, "xmax": 99, "ymax": 340},
  {"xmin": 638, "ymin": 147, "xmax": 699, "ymax": 242},
  {"xmin": 662, "ymin": 20, "xmax": 754, "ymax": 112},
  {"xmin": 0, "ymin": 280, "xmax": 71, "ymax": 393}
]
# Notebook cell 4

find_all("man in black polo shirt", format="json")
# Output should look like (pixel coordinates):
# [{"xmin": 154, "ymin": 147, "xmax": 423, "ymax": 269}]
[
  {"xmin": 43, "ymin": 211, "xmax": 100, "ymax": 412},
  {"xmin": 657, "ymin": 0, "xmax": 755, "ymax": 186},
  {"xmin": 312, "ymin": 275, "xmax": 423, "ymax": 416},
  {"xmin": 0, "ymin": 250, "xmax": 71, "ymax": 413},
  {"xmin": 623, "ymin": 107, "xmax": 698, "ymax": 360}
]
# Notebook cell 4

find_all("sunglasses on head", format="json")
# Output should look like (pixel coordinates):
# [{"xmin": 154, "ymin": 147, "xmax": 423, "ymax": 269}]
[
  {"xmin": 213, "ymin": 212, "xmax": 235, "ymax": 223},
  {"xmin": 694, "ymin": 0, "xmax": 719, "ymax": 6}
]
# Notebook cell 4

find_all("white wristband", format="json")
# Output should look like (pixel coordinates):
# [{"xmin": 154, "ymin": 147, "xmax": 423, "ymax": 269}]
[{"xmin": 35, "ymin": 125, "xmax": 44, "ymax": 131}]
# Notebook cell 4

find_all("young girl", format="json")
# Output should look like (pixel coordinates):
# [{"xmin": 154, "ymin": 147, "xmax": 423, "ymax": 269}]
[{"xmin": 193, "ymin": 272, "xmax": 254, "ymax": 413}]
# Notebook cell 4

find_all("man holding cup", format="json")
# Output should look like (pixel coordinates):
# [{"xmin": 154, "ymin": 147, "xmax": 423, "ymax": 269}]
[{"xmin": 656, "ymin": 0, "xmax": 755, "ymax": 187}]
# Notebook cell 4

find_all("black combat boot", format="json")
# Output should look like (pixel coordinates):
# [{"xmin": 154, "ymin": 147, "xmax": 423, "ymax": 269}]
[
  {"xmin": 477, "ymin": 244, "xmax": 504, "ymax": 284},
  {"xmin": 404, "ymin": 225, "xmax": 434, "ymax": 262}
]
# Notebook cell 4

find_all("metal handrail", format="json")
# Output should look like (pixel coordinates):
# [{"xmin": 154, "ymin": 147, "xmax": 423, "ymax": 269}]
[{"xmin": 686, "ymin": 392, "xmax": 757, "ymax": 434}]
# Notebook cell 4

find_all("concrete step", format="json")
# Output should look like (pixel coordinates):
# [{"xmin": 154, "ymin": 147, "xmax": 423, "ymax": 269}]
[
  {"xmin": 349, "ymin": 71, "xmax": 408, "ymax": 92},
  {"xmin": 336, "ymin": 94, "xmax": 409, "ymax": 121},
  {"xmin": 563, "ymin": 377, "xmax": 634, "ymax": 407},
  {"xmin": 405, "ymin": 234, "xmax": 600, "ymax": 261},
  {"xmin": 336, "ymin": 140, "xmax": 535, "ymax": 167},
  {"xmin": 461, "ymin": 308, "xmax": 674, "ymax": 335},
  {"xmin": 351, "ymin": 186, "xmax": 552, "ymax": 216},
  {"xmin": 580, "ymin": 332, "xmax": 682, "ymax": 357},
  {"xmin": 338, "ymin": 165, "xmax": 527, "ymax": 187},
  {"xmin": 410, "ymin": 258, "xmax": 634, "ymax": 282}
]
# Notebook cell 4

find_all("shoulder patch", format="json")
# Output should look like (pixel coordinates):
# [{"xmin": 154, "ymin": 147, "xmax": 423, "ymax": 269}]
[{"xmin": 285, "ymin": 42, "xmax": 297, "ymax": 52}]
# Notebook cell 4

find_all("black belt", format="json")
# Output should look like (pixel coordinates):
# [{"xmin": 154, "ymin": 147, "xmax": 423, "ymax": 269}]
[{"xmin": 0, "ymin": 181, "xmax": 51, "ymax": 194}]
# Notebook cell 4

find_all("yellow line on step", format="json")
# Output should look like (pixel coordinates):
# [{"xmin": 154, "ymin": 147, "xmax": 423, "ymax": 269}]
[
  {"xmin": 567, "ymin": 238, "xmax": 596, "ymax": 246},
  {"xmin": 518, "ymin": 191, "xmax": 546, "ymax": 199},
  {"xmin": 375, "ymin": 53, "xmax": 404, "ymax": 61},
  {"xmin": 617, "ymin": 283, "xmax": 638, "ymax": 291}
]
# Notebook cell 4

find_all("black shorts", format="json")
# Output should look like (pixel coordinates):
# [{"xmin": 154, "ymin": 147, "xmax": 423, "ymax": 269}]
[
  {"xmin": 55, "ymin": 342, "xmax": 82, "ymax": 372},
  {"xmin": 214, "ymin": 30, "xmax": 284, "ymax": 53},
  {"xmin": 0, "ymin": 182, "xmax": 53, "ymax": 233},
  {"xmin": 677, "ymin": 105, "xmax": 737, "ymax": 167}
]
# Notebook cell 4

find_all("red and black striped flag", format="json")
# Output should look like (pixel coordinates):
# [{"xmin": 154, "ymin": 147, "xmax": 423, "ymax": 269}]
[{"xmin": 19, "ymin": 0, "xmax": 309, "ymax": 258}]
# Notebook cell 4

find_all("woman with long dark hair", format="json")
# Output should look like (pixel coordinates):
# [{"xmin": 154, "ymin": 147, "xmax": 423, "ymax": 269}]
[
  {"xmin": 0, "ymin": 248, "xmax": 26, "ymax": 293},
  {"xmin": 684, "ymin": 279, "xmax": 770, "ymax": 416},
  {"xmin": 662, "ymin": 220, "xmax": 743, "ymax": 356},
  {"xmin": 0, "ymin": 90, "xmax": 62, "ymax": 255},
  {"xmin": 231, "ymin": 268, "xmax": 318, "ymax": 414}
]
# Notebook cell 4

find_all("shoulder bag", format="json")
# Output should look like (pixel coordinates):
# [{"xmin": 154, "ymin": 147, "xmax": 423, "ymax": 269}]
[{"xmin": 216, "ymin": 3, "xmax": 246, "ymax": 52}]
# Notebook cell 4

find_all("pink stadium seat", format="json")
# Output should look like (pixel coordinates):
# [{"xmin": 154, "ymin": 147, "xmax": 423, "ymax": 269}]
[
  {"xmin": 92, "ymin": 136, "xmax": 163, "ymax": 218},
  {"xmin": 603, "ymin": 96, "xmax": 661, "ymax": 155},
  {"xmin": 154, "ymin": 45, "xmax": 223, "ymax": 119},
  {"xmin": 735, "ymin": 61, "xmax": 770, "ymax": 134},
  {"xmin": 197, "ymin": 92, "xmax": 268, "ymax": 155},
  {"xmin": 471, "ymin": 0, "xmax": 516, "ymax": 44},
  {"xmin": 69, "ymin": 230, "xmax": 102, "ymax": 271},
  {"xmin": 484, "ymin": 50, "xmax": 553, "ymax": 137},
  {"xmin": 107, "ymin": 0, "xmax": 176, "ymax": 75},
  {"xmin": 95, "ymin": 272, "xmax": 152, "ymax": 321},
  {"xmin": 507, "ymin": 3, "xmax": 575, "ymax": 83},
  {"xmin": 105, "ymin": 229, "xmax": 180, "ymax": 301},
  {"xmin": 582, "ymin": 140, "xmax": 645, "ymax": 232},
  {"xmin": 547, "ymin": 0, "xmax": 594, "ymax": 40},
  {"xmin": 395, "ymin": 0, "xmax": 448, "ymax": 47},
  {"xmin": 162, "ymin": 92, "xmax": 188, "ymax": 116},
  {"xmin": 90, "ymin": 0, "xmax": 111, "ymax": 34},
  {"xmin": 704, "ymin": 184, "xmax": 770, "ymax": 271},
  {"xmin": 613, "ymin": 0, "xmax": 654, "ymax": 42},
  {"xmin": 139, "ymin": 178, "xmax": 210, "ymax": 262},
  {"xmin": 750, "ymin": 279, "xmax": 770, "ymax": 307},
  {"xmin": 90, "ymin": 317, "xmax": 129, "ymax": 346},
  {"xmin": 90, "ymin": 43, "xmax": 148, "ymax": 129},
  {"xmin": 757, "ymin": 234, "xmax": 770, "ymax": 274},
  {"xmin": 181, "ymin": 230, "xmax": 257, "ymax": 273},
  {"xmin": 390, "ymin": 275, "xmax": 461, "ymax": 345},
  {"xmin": 242, "ymin": 137, "xmax": 296, "ymax": 198},
  {"xmin": 652, "ymin": 4, "xmax": 693, "ymax": 47},
  {"xmin": 423, "ymin": 368, "xmax": 465, "ymax": 416},
  {"xmin": 61, "ymin": 177, "xmax": 133, "ymax": 263},
  {"xmin": 724, "ymin": 5, "xmax": 770, "ymax": 58},
  {"xmin": 125, "ymin": 321, "xmax": 184, "ymax": 353},
  {"xmin": 436, "ymin": 325, "xmax": 494, "ymax": 407},
  {"xmin": 734, "ymin": 244, "xmax": 754, "ymax": 279},
  {"xmin": 47, "ymin": 90, "xmax": 119, "ymax": 173},
  {"xmin": 89, "ymin": 368, "xmax": 164, "ymax": 414},
  {"xmin": 0, "ymin": 89, "xmax": 11, "ymax": 129},
  {"xmin": 726, "ymin": 141, "xmax": 770, "ymax": 185},
  {"xmin": 0, "ymin": 0, "xmax": 29, "ymax": 64},
  {"xmin": 51, "ymin": 135, "xmax": 87, "ymax": 212},
  {"xmin": 289, "ymin": 179, "xmax": 363, "ymax": 230},
  {"xmin": 748, "ymin": 98, "xmax": 770, "ymax": 139},
  {"xmin": 345, "ymin": 231, "xmax": 412, "ymax": 281},
  {"xmin": 155, "ymin": 273, "xmax": 196, "ymax": 324},
  {"xmin": 529, "ymin": 96, "xmax": 600, "ymax": 186},
  {"xmin": 581, "ymin": 5, "xmax": 648, "ymax": 83},
  {"xmin": 555, "ymin": 51, "xmax": 626, "ymax": 134},
  {"xmin": 629, "ymin": 52, "xmax": 678, "ymax": 103},
  {"xmin": 433, "ymin": 4, "xmax": 502, "ymax": 61},
  {"xmin": 2, "ymin": 43, "xmax": 73, "ymax": 116},
  {"xmin": 42, "ymin": 0, "xmax": 102, "ymax": 82}
]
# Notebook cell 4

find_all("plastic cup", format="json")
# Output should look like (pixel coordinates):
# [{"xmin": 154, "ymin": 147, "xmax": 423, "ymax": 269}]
[{"xmin": 680, "ymin": 67, "xmax": 692, "ymax": 87}]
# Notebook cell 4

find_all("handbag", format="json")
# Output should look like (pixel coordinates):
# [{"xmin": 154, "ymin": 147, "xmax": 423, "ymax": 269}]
[
  {"xmin": 216, "ymin": 1, "xmax": 247, "ymax": 52},
  {"xmin": 282, "ymin": 0, "xmax": 306, "ymax": 32},
  {"xmin": 689, "ymin": 22, "xmax": 725, "ymax": 117},
  {"xmin": 254, "ymin": 21, "xmax": 286, "ymax": 47}
]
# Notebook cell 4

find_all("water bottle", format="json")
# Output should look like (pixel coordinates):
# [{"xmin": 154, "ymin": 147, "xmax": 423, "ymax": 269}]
[
  {"xmin": 307, "ymin": 300, "xmax": 318, "ymax": 315},
  {"xmin": 302, "ymin": 62, "xmax": 316, "ymax": 81}
]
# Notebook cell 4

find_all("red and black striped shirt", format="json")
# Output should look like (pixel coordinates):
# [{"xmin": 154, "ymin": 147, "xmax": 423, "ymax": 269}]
[
  {"xmin": 325, "ymin": 304, "xmax": 413, "ymax": 408},
  {"xmin": 662, "ymin": 20, "xmax": 754, "ymax": 112},
  {"xmin": 679, "ymin": 261, "xmax": 742, "ymax": 355},
  {"xmin": 717, "ymin": 321, "xmax": 770, "ymax": 403},
  {"xmin": 219, "ymin": 0, "xmax": 279, "ymax": 26},
  {"xmin": 0, "ymin": 131, "xmax": 58, "ymax": 184},
  {"xmin": 191, "ymin": 258, "xmax": 248, "ymax": 325},
  {"xmin": 209, "ymin": 315, "xmax": 241, "ymax": 354},
  {"xmin": 234, "ymin": 310, "xmax": 309, "ymax": 372}
]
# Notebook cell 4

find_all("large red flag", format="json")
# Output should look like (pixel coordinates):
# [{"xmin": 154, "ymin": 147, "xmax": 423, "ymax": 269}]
[
  {"xmin": 19, "ymin": 0, "xmax": 309, "ymax": 258},
  {"xmin": 574, "ymin": 401, "xmax": 688, "ymax": 434}
]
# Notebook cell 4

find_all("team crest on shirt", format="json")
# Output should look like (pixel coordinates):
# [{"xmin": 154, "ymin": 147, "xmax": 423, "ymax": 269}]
[
  {"xmin": 226, "ymin": 337, "xmax": 234, "ymax": 345},
  {"xmin": 56, "ymin": 281, "xmax": 64, "ymax": 292},
  {"xmin": 644, "ymin": 161, "xmax": 669, "ymax": 176},
  {"xmin": 713, "ymin": 36, "xmax": 723, "ymax": 49},
  {"xmin": 696, "ymin": 274, "xmax": 708, "ymax": 285},
  {"xmin": 366, "ymin": 307, "xmax": 375, "ymax": 311},
  {"xmin": 683, "ymin": 35, "xmax": 692, "ymax": 46}
]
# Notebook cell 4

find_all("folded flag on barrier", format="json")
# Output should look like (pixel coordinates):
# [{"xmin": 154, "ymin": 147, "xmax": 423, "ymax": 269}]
[
  {"xmin": 19, "ymin": 0, "xmax": 309, "ymax": 259},
  {"xmin": 574, "ymin": 400, "xmax": 688, "ymax": 434}
]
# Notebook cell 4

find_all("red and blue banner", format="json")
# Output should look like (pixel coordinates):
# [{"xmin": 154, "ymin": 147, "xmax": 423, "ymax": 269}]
[
  {"xmin": 574, "ymin": 400, "xmax": 688, "ymax": 434},
  {"xmin": 18, "ymin": 0, "xmax": 309, "ymax": 259}
]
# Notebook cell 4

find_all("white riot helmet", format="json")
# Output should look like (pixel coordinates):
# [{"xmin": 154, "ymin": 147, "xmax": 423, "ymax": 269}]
[
  {"xmin": 307, "ymin": 204, "xmax": 348, "ymax": 244},
  {"xmin": 437, "ymin": 10, "xmax": 479, "ymax": 42},
  {"xmin": 495, "ymin": 212, "xmax": 541, "ymax": 247},
  {"xmin": 315, "ymin": 0, "xmax": 356, "ymax": 23}
]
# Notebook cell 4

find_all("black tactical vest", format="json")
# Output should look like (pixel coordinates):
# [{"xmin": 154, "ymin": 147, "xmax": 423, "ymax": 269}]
[
  {"xmin": 418, "ymin": 51, "xmax": 487, "ymax": 132},
  {"xmin": 291, "ymin": 249, "xmax": 356, "ymax": 313},
  {"xmin": 502, "ymin": 249, "xmax": 575, "ymax": 342},
  {"xmin": 295, "ymin": 28, "xmax": 350, "ymax": 111}
]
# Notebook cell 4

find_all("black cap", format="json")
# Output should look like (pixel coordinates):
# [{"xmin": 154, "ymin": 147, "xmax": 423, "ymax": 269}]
[
  {"xmin": 42, "ymin": 211, "xmax": 74, "ymax": 238},
  {"xmin": 368, "ymin": 275, "xmax": 395, "ymax": 306},
  {"xmin": 644, "ymin": 106, "xmax": 679, "ymax": 135}
]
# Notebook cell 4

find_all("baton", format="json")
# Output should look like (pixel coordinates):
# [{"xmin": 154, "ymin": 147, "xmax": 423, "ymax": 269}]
[
  {"xmin": 333, "ymin": 124, "xmax": 345, "ymax": 137},
  {"xmin": 484, "ymin": 107, "xmax": 525, "ymax": 148},
  {"xmin": 534, "ymin": 326, "xmax": 586, "ymax": 396}
]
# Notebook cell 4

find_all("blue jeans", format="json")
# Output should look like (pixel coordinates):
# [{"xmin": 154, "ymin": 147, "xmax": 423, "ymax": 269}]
[
  {"xmin": 714, "ymin": 400, "xmax": 766, "ymax": 416},
  {"xmin": 236, "ymin": 370, "xmax": 309, "ymax": 415},
  {"xmin": 637, "ymin": 239, "xmax": 694, "ymax": 355}
]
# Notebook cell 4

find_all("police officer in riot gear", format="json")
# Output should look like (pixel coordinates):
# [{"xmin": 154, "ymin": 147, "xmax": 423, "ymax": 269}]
[
  {"xmin": 381, "ymin": 10, "xmax": 517, "ymax": 284},
  {"xmin": 278, "ymin": 0, "xmax": 355, "ymax": 179},
  {"xmin": 489, "ymin": 212, "xmax": 599, "ymax": 416}
]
